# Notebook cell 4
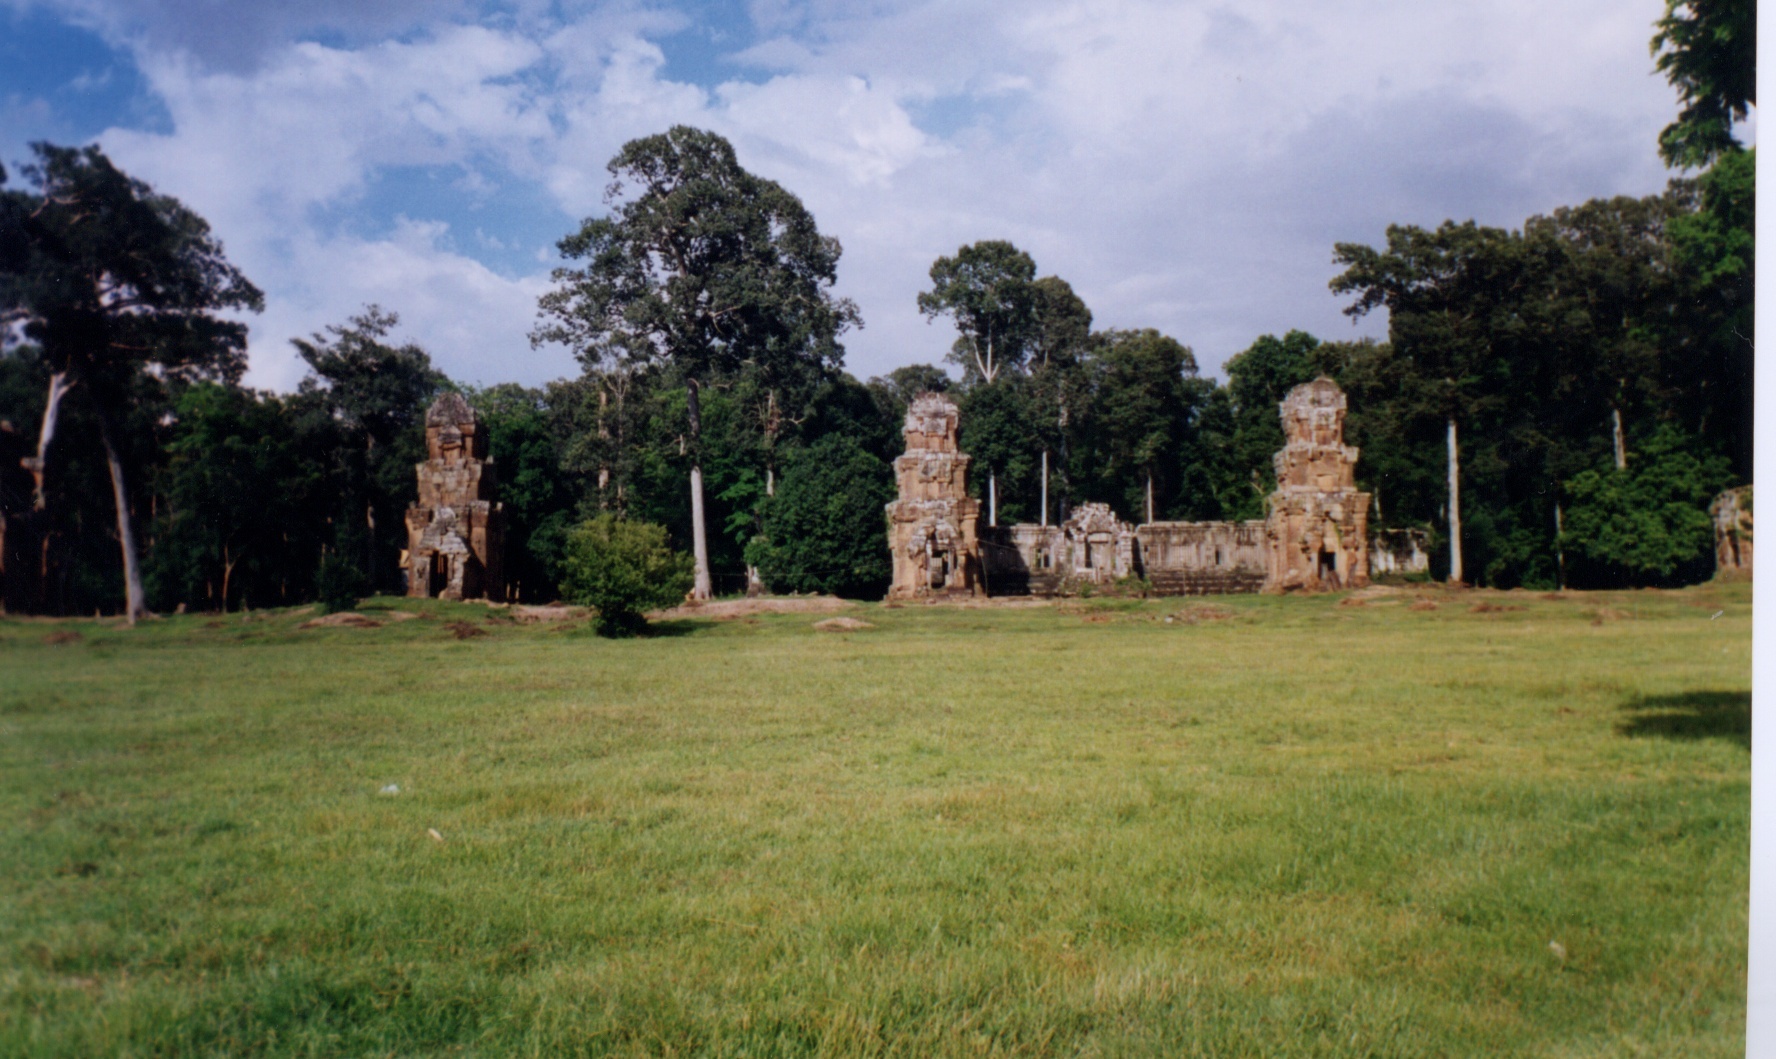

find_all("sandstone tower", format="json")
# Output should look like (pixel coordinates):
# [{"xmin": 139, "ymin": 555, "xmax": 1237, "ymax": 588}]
[
  {"xmin": 885, "ymin": 393, "xmax": 984, "ymax": 599},
  {"xmin": 1264, "ymin": 377, "xmax": 1371, "ymax": 590},
  {"xmin": 405, "ymin": 393, "xmax": 505, "ymax": 601}
]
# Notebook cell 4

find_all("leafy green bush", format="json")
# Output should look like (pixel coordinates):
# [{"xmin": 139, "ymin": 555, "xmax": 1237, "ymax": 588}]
[
  {"xmin": 1561, "ymin": 426, "xmax": 1733, "ymax": 585},
  {"xmin": 315, "ymin": 552, "xmax": 371, "ymax": 614},
  {"xmin": 751, "ymin": 435, "xmax": 894, "ymax": 599},
  {"xmin": 559, "ymin": 515, "xmax": 693, "ymax": 636}
]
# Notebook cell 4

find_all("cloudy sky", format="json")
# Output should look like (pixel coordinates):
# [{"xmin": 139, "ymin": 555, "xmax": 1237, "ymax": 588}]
[{"xmin": 0, "ymin": 0, "xmax": 1727, "ymax": 392}]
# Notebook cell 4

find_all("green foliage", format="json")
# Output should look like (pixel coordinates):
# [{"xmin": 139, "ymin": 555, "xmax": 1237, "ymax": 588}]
[
  {"xmin": 291, "ymin": 307, "xmax": 444, "ymax": 596},
  {"xmin": 1561, "ymin": 426, "xmax": 1732, "ymax": 584},
  {"xmin": 918, "ymin": 240, "xmax": 1038, "ymax": 385},
  {"xmin": 534, "ymin": 126, "xmax": 860, "ymax": 598},
  {"xmin": 0, "ymin": 143, "xmax": 263, "ymax": 618},
  {"xmin": 315, "ymin": 551, "xmax": 371, "ymax": 614},
  {"xmin": 752, "ymin": 434, "xmax": 894, "ymax": 598},
  {"xmin": 466, "ymin": 383, "xmax": 578, "ymax": 602},
  {"xmin": 1077, "ymin": 328, "xmax": 1199, "ymax": 522},
  {"xmin": 1651, "ymin": 0, "xmax": 1755, "ymax": 168},
  {"xmin": 149, "ymin": 384, "xmax": 322, "ymax": 612},
  {"xmin": 559, "ymin": 514, "xmax": 693, "ymax": 635}
]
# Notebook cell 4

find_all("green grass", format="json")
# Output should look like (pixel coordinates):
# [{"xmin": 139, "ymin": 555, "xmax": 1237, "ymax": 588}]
[{"xmin": 0, "ymin": 583, "xmax": 1750, "ymax": 1057}]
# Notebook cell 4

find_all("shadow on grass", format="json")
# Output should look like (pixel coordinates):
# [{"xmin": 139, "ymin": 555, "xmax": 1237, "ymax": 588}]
[
  {"xmin": 638, "ymin": 619, "xmax": 707, "ymax": 638},
  {"xmin": 1619, "ymin": 690, "xmax": 1750, "ymax": 750}
]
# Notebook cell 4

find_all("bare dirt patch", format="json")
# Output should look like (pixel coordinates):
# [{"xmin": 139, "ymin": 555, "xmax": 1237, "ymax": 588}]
[
  {"xmin": 812, "ymin": 617, "xmax": 875, "ymax": 632},
  {"xmin": 42, "ymin": 630, "xmax": 82, "ymax": 646},
  {"xmin": 444, "ymin": 621, "xmax": 487, "ymax": 640},
  {"xmin": 1163, "ymin": 605, "xmax": 1235, "ymax": 625},
  {"xmin": 510, "ymin": 605, "xmax": 589, "ymax": 623},
  {"xmin": 1408, "ymin": 600, "xmax": 1440, "ymax": 612},
  {"xmin": 298, "ymin": 612, "xmax": 383, "ymax": 630},
  {"xmin": 652, "ymin": 596, "xmax": 854, "ymax": 620},
  {"xmin": 1470, "ymin": 601, "xmax": 1525, "ymax": 614}
]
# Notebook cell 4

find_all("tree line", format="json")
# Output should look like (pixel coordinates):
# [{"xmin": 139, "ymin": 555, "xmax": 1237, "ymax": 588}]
[{"xmin": 0, "ymin": 0, "xmax": 1752, "ymax": 616}]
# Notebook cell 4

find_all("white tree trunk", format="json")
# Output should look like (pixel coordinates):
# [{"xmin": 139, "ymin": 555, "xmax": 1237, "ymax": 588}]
[
  {"xmin": 99, "ymin": 418, "xmax": 147, "ymax": 624},
  {"xmin": 1554, "ymin": 501, "xmax": 1566, "ymax": 590},
  {"xmin": 1447, "ymin": 416, "xmax": 1463, "ymax": 585},
  {"xmin": 989, "ymin": 472, "xmax": 997, "ymax": 527},
  {"xmin": 26, "ymin": 371, "xmax": 74, "ymax": 511},
  {"xmin": 1040, "ymin": 450, "xmax": 1049, "ymax": 527},
  {"xmin": 1146, "ymin": 471, "xmax": 1154, "ymax": 524},
  {"xmin": 1611, "ymin": 406, "xmax": 1627, "ymax": 471},
  {"xmin": 689, "ymin": 463, "xmax": 712, "ymax": 601},
  {"xmin": 685, "ymin": 379, "xmax": 713, "ymax": 601}
]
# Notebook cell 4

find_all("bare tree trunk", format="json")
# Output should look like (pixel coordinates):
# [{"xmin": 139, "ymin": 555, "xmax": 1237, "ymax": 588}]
[
  {"xmin": 1040, "ymin": 450, "xmax": 1049, "ymax": 527},
  {"xmin": 989, "ymin": 472, "xmax": 997, "ymax": 527},
  {"xmin": 686, "ymin": 379, "xmax": 713, "ymax": 601},
  {"xmin": 1554, "ymin": 501, "xmax": 1566, "ymax": 590},
  {"xmin": 1146, "ymin": 471, "xmax": 1154, "ymax": 525},
  {"xmin": 98, "ymin": 416, "xmax": 147, "ymax": 625},
  {"xmin": 1611, "ymin": 406, "xmax": 1627, "ymax": 471},
  {"xmin": 1447, "ymin": 416, "xmax": 1463, "ymax": 585},
  {"xmin": 25, "ymin": 371, "xmax": 75, "ymax": 511}
]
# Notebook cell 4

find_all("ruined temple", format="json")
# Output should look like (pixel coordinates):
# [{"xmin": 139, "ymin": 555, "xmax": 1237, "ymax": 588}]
[
  {"xmin": 885, "ymin": 393, "xmax": 984, "ymax": 599},
  {"xmin": 404, "ymin": 393, "xmax": 505, "ymax": 601},
  {"xmin": 1262, "ymin": 377, "xmax": 1371, "ymax": 591},
  {"xmin": 965, "ymin": 376, "xmax": 1396, "ymax": 596}
]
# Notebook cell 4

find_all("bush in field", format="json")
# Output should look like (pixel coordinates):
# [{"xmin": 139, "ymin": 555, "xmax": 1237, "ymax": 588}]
[
  {"xmin": 560, "ymin": 515, "xmax": 693, "ymax": 635},
  {"xmin": 1561, "ymin": 425, "xmax": 1733, "ymax": 585},
  {"xmin": 315, "ymin": 551, "xmax": 371, "ymax": 614},
  {"xmin": 751, "ymin": 434, "xmax": 894, "ymax": 599}
]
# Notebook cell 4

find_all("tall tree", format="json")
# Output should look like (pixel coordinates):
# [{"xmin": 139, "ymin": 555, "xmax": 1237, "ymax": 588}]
[
  {"xmin": 291, "ymin": 306, "xmax": 443, "ymax": 595},
  {"xmin": 1027, "ymin": 275, "xmax": 1092, "ymax": 523},
  {"xmin": 534, "ymin": 126, "xmax": 859, "ymax": 600},
  {"xmin": 0, "ymin": 143, "xmax": 262, "ymax": 622},
  {"xmin": 1219, "ymin": 331, "xmax": 1323, "ymax": 519},
  {"xmin": 917, "ymin": 240, "xmax": 1038, "ymax": 386},
  {"xmin": 1650, "ymin": 0, "xmax": 1755, "ymax": 169},
  {"xmin": 1081, "ymin": 329, "xmax": 1197, "ymax": 523},
  {"xmin": 1331, "ymin": 222, "xmax": 1526, "ymax": 584}
]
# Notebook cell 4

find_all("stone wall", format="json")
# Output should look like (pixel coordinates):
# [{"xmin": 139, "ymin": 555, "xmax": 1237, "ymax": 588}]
[
  {"xmin": 1134, "ymin": 521, "xmax": 1269, "ymax": 594},
  {"xmin": 1369, "ymin": 528, "xmax": 1431, "ymax": 578}
]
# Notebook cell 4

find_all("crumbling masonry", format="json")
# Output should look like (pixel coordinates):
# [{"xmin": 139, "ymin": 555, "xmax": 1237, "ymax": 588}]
[
  {"xmin": 404, "ymin": 393, "xmax": 505, "ymax": 601},
  {"xmin": 885, "ymin": 393, "xmax": 985, "ymax": 600},
  {"xmin": 902, "ymin": 377, "xmax": 1422, "ymax": 598}
]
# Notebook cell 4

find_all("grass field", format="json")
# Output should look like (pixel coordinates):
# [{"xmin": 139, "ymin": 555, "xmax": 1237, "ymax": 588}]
[{"xmin": 0, "ymin": 582, "xmax": 1751, "ymax": 1057}]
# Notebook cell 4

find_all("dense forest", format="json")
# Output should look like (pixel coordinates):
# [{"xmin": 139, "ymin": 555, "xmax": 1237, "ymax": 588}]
[{"xmin": 0, "ymin": 0, "xmax": 1753, "ymax": 615}]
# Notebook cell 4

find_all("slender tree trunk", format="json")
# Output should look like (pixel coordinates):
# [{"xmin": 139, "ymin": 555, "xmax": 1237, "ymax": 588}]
[
  {"xmin": 98, "ymin": 416, "xmax": 147, "ymax": 625},
  {"xmin": 25, "ymin": 371, "xmax": 75, "ymax": 511},
  {"xmin": 686, "ymin": 379, "xmax": 713, "ymax": 601},
  {"xmin": 221, "ymin": 545, "xmax": 239, "ymax": 614},
  {"xmin": 1446, "ymin": 416, "xmax": 1463, "ymax": 585},
  {"xmin": 1040, "ymin": 450, "xmax": 1049, "ymax": 527},
  {"xmin": 989, "ymin": 472, "xmax": 997, "ymax": 528},
  {"xmin": 1554, "ymin": 501, "xmax": 1566, "ymax": 590},
  {"xmin": 1146, "ymin": 471, "xmax": 1154, "ymax": 525},
  {"xmin": 1611, "ymin": 406, "xmax": 1627, "ymax": 471}
]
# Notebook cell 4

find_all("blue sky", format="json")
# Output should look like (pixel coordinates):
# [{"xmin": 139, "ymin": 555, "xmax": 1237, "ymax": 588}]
[{"xmin": 0, "ymin": 0, "xmax": 1735, "ymax": 392}]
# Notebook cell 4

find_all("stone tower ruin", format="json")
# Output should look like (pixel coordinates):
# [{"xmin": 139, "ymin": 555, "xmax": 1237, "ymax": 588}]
[
  {"xmin": 886, "ymin": 393, "xmax": 984, "ymax": 600},
  {"xmin": 405, "ymin": 392, "xmax": 505, "ymax": 601},
  {"xmin": 1263, "ymin": 377, "xmax": 1371, "ymax": 591}
]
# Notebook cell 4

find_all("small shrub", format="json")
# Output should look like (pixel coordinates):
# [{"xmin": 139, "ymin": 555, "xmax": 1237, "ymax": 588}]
[
  {"xmin": 559, "ymin": 515, "xmax": 693, "ymax": 636},
  {"xmin": 315, "ymin": 553, "xmax": 371, "ymax": 614}
]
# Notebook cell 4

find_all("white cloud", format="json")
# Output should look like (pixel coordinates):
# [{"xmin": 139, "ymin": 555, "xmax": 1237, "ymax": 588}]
[{"xmin": 75, "ymin": 0, "xmax": 1690, "ymax": 391}]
